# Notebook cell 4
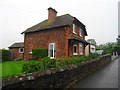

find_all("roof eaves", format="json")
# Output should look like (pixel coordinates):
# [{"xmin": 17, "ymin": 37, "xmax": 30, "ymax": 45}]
[{"xmin": 22, "ymin": 24, "xmax": 70, "ymax": 34}]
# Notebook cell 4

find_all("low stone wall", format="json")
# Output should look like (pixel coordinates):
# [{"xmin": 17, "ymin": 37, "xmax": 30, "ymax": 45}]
[{"xmin": 2, "ymin": 54, "xmax": 111, "ymax": 89}]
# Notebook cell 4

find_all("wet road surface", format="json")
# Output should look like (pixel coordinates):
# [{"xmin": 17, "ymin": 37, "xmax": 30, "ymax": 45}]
[{"xmin": 72, "ymin": 56, "xmax": 119, "ymax": 88}]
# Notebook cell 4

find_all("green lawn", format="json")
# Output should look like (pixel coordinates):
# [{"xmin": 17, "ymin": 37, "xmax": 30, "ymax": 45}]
[{"xmin": 0, "ymin": 61, "xmax": 28, "ymax": 78}]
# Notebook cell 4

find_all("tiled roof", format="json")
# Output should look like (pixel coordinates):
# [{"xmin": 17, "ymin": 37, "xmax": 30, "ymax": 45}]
[
  {"xmin": 22, "ymin": 14, "xmax": 87, "ymax": 36},
  {"xmin": 8, "ymin": 42, "xmax": 24, "ymax": 48}
]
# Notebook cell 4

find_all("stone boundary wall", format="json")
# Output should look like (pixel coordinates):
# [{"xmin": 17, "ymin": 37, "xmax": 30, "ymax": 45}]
[{"xmin": 2, "ymin": 54, "xmax": 111, "ymax": 89}]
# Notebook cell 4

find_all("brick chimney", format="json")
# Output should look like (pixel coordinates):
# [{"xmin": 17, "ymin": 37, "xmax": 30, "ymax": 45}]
[{"xmin": 48, "ymin": 7, "xmax": 57, "ymax": 21}]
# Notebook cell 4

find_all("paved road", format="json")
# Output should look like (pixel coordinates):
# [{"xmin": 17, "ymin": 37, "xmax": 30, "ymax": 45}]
[{"xmin": 72, "ymin": 56, "xmax": 119, "ymax": 88}]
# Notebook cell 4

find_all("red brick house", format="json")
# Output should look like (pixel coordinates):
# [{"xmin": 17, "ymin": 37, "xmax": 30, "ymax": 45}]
[
  {"xmin": 9, "ymin": 42, "xmax": 24, "ymax": 60},
  {"xmin": 21, "ymin": 7, "xmax": 89, "ymax": 60}
]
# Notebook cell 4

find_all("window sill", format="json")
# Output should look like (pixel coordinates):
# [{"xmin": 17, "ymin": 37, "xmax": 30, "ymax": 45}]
[
  {"xmin": 74, "ymin": 53, "xmax": 78, "ymax": 55},
  {"xmin": 80, "ymin": 53, "xmax": 83, "ymax": 55},
  {"xmin": 80, "ymin": 35, "xmax": 83, "ymax": 37},
  {"xmin": 73, "ymin": 32, "xmax": 77, "ymax": 34},
  {"xmin": 50, "ymin": 57, "xmax": 55, "ymax": 59}
]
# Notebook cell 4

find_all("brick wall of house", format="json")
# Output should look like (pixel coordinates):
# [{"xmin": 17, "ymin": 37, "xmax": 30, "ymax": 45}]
[
  {"xmin": 68, "ymin": 24, "xmax": 85, "ymax": 56},
  {"xmin": 24, "ymin": 23, "xmax": 86, "ymax": 60},
  {"xmin": 9, "ymin": 48, "xmax": 24, "ymax": 60},
  {"xmin": 24, "ymin": 27, "xmax": 67, "ymax": 60}
]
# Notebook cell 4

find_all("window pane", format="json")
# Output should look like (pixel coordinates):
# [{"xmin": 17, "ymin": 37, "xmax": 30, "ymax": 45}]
[
  {"xmin": 20, "ymin": 48, "xmax": 23, "ymax": 52},
  {"xmin": 50, "ymin": 50, "xmax": 53, "ymax": 57},
  {"xmin": 50, "ymin": 44, "xmax": 53, "ymax": 50},
  {"xmin": 80, "ymin": 28, "xmax": 82, "ymax": 36},
  {"xmin": 74, "ymin": 45, "xmax": 77, "ymax": 53},
  {"xmin": 50, "ymin": 44, "xmax": 53, "ymax": 57},
  {"xmin": 73, "ymin": 24, "xmax": 76, "ymax": 33},
  {"xmin": 80, "ymin": 43, "xmax": 83, "ymax": 54},
  {"xmin": 19, "ymin": 47, "xmax": 24, "ymax": 53},
  {"xmin": 49, "ymin": 43, "xmax": 56, "ymax": 58}
]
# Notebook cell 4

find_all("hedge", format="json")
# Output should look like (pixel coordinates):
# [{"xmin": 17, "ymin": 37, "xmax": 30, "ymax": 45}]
[
  {"xmin": 0, "ymin": 49, "xmax": 11, "ymax": 61},
  {"xmin": 32, "ymin": 48, "xmax": 48, "ymax": 60}
]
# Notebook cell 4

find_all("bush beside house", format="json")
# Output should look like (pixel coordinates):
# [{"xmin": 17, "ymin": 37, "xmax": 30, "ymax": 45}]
[
  {"xmin": 1, "ymin": 49, "xmax": 12, "ymax": 61},
  {"xmin": 32, "ymin": 48, "xmax": 48, "ymax": 60}
]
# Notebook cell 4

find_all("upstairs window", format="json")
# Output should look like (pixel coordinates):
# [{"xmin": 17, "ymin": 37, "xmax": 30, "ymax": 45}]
[
  {"xmin": 73, "ymin": 24, "xmax": 76, "ymax": 34},
  {"xmin": 73, "ymin": 44, "xmax": 78, "ymax": 55},
  {"xmin": 19, "ymin": 47, "xmax": 24, "ymax": 53},
  {"xmin": 79, "ymin": 28, "xmax": 83, "ymax": 37}
]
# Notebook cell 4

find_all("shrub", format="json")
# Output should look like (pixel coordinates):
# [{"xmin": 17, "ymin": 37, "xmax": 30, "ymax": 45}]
[
  {"xmin": 22, "ymin": 60, "xmax": 44, "ymax": 73},
  {"xmin": 22, "ymin": 57, "xmax": 56, "ymax": 74},
  {"xmin": 112, "ymin": 46, "xmax": 120, "ymax": 51},
  {"xmin": 56, "ymin": 56, "xmax": 88, "ymax": 67},
  {"xmin": 1, "ymin": 49, "xmax": 11, "ymax": 61},
  {"xmin": 22, "ymin": 53, "xmax": 99, "ymax": 74},
  {"xmin": 32, "ymin": 48, "xmax": 48, "ymax": 60},
  {"xmin": 15, "ymin": 58, "xmax": 22, "ymax": 61},
  {"xmin": 88, "ymin": 53, "xmax": 99, "ymax": 60},
  {"xmin": 42, "ymin": 57, "xmax": 56, "ymax": 69},
  {"xmin": 56, "ymin": 57, "xmax": 71, "ymax": 67}
]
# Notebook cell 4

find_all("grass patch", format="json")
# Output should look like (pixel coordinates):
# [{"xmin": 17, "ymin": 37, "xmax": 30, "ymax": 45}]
[{"xmin": 1, "ymin": 61, "xmax": 28, "ymax": 78}]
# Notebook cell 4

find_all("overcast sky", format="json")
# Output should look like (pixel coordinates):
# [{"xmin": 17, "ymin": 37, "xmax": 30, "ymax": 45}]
[{"xmin": 0, "ymin": 0, "xmax": 119, "ymax": 49}]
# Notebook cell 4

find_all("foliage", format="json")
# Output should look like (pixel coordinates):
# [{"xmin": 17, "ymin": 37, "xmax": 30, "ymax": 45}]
[
  {"xmin": 1, "ymin": 61, "xmax": 28, "ymax": 78},
  {"xmin": 32, "ymin": 48, "xmax": 48, "ymax": 60},
  {"xmin": 87, "ymin": 39, "xmax": 96, "ymax": 45},
  {"xmin": 56, "ymin": 54, "xmax": 99, "ymax": 67},
  {"xmin": 42, "ymin": 57, "xmax": 56, "ymax": 69},
  {"xmin": 15, "ymin": 58, "xmax": 22, "ymax": 61},
  {"xmin": 56, "ymin": 57, "xmax": 71, "ymax": 66},
  {"xmin": 2, "ymin": 53, "xmax": 100, "ymax": 78},
  {"xmin": 1, "ymin": 49, "xmax": 11, "ymax": 61},
  {"xmin": 96, "ymin": 46, "xmax": 103, "ymax": 50},
  {"xmin": 22, "ymin": 60, "xmax": 44, "ymax": 73},
  {"xmin": 97, "ymin": 42, "xmax": 119, "ymax": 54},
  {"xmin": 112, "ymin": 45, "xmax": 120, "ymax": 55},
  {"xmin": 112, "ymin": 45, "xmax": 120, "ymax": 52},
  {"xmin": 117, "ymin": 35, "xmax": 120, "ymax": 45},
  {"xmin": 22, "ymin": 57, "xmax": 56, "ymax": 74},
  {"xmin": 87, "ymin": 53, "xmax": 99, "ymax": 60}
]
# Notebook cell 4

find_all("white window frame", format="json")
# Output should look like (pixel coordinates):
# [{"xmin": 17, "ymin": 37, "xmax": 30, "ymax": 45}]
[
  {"xmin": 79, "ymin": 28, "xmax": 83, "ymax": 37},
  {"xmin": 73, "ymin": 44, "xmax": 78, "ymax": 55},
  {"xmin": 19, "ymin": 47, "xmax": 24, "ymax": 53},
  {"xmin": 73, "ymin": 24, "xmax": 76, "ymax": 34},
  {"xmin": 48, "ymin": 43, "xmax": 56, "ymax": 59},
  {"xmin": 79, "ymin": 43, "xmax": 83, "ymax": 55}
]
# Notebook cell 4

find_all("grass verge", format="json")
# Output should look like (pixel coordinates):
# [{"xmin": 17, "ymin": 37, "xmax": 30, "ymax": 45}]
[{"xmin": 1, "ymin": 61, "xmax": 28, "ymax": 78}]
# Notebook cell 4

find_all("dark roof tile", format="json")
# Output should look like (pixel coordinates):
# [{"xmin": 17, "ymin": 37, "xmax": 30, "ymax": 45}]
[
  {"xmin": 22, "ymin": 14, "xmax": 87, "ymax": 36},
  {"xmin": 9, "ymin": 42, "xmax": 24, "ymax": 48}
]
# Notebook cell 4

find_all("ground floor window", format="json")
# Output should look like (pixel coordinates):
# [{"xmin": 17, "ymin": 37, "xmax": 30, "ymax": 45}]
[
  {"xmin": 49, "ymin": 43, "xmax": 56, "ymax": 58},
  {"xmin": 73, "ymin": 44, "xmax": 78, "ymax": 55},
  {"xmin": 19, "ymin": 47, "xmax": 24, "ymax": 53},
  {"xmin": 80, "ymin": 43, "xmax": 83, "ymax": 55}
]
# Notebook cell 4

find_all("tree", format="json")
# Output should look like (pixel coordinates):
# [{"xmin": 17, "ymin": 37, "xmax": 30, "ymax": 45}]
[
  {"xmin": 97, "ymin": 42, "xmax": 118, "ymax": 54},
  {"xmin": 87, "ymin": 39, "xmax": 97, "ymax": 45}
]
